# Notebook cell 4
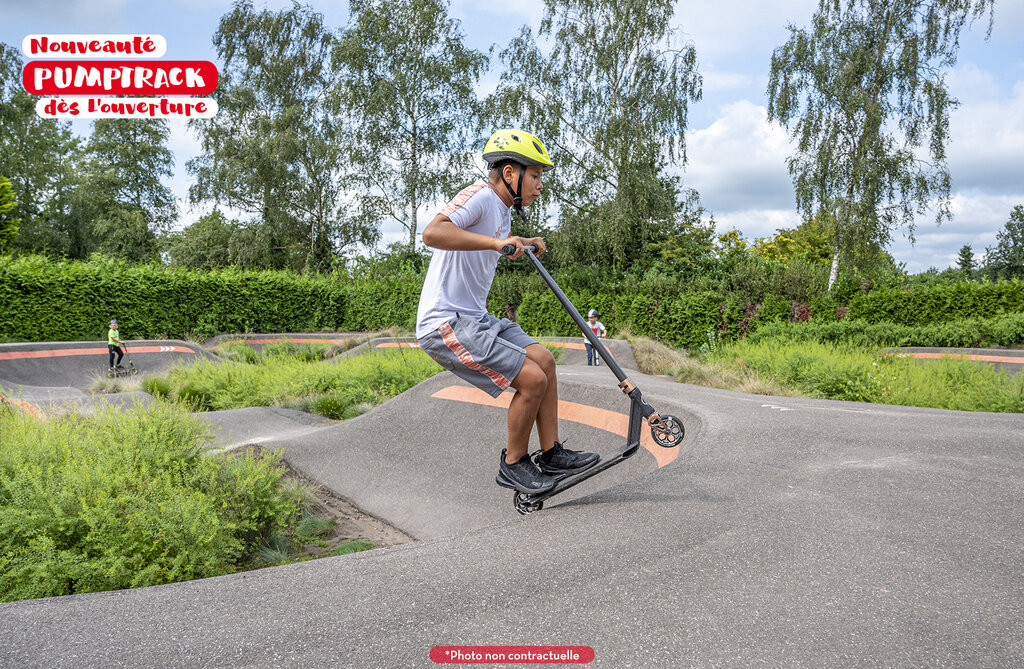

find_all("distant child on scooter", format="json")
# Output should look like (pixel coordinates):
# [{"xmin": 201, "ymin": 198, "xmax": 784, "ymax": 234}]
[
  {"xmin": 417, "ymin": 129, "xmax": 599, "ymax": 495},
  {"xmin": 107, "ymin": 319, "xmax": 126, "ymax": 371},
  {"xmin": 584, "ymin": 310, "xmax": 607, "ymax": 366}
]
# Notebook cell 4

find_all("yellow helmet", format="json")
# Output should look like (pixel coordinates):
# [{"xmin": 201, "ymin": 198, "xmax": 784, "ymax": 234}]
[{"xmin": 483, "ymin": 129, "xmax": 554, "ymax": 172}]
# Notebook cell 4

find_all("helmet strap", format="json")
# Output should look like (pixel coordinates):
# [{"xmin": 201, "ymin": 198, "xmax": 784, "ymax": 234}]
[{"xmin": 500, "ymin": 163, "xmax": 530, "ymax": 224}]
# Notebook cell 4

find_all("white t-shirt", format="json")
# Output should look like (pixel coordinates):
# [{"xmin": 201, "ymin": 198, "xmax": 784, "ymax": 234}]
[
  {"xmin": 416, "ymin": 182, "xmax": 511, "ymax": 338},
  {"xmin": 583, "ymin": 321, "xmax": 606, "ymax": 345}
]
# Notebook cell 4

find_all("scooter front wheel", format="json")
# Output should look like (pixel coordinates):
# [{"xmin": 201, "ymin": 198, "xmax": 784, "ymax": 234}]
[{"xmin": 650, "ymin": 414, "xmax": 684, "ymax": 448}]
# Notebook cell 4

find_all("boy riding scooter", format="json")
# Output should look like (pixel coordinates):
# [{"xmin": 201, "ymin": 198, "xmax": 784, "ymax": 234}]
[{"xmin": 416, "ymin": 129, "xmax": 599, "ymax": 495}]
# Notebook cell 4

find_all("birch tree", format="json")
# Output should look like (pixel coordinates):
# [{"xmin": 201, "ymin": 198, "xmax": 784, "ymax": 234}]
[{"xmin": 767, "ymin": 0, "xmax": 995, "ymax": 290}]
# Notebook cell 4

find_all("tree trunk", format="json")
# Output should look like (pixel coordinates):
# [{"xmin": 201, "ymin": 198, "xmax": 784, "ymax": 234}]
[
  {"xmin": 408, "ymin": 121, "xmax": 418, "ymax": 249},
  {"xmin": 828, "ymin": 248, "xmax": 841, "ymax": 292}
]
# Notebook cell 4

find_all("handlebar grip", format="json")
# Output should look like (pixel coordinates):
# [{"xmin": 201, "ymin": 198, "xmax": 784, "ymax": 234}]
[{"xmin": 501, "ymin": 244, "xmax": 538, "ymax": 256}]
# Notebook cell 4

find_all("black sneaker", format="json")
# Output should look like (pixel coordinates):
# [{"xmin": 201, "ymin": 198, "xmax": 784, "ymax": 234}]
[
  {"xmin": 537, "ymin": 442, "xmax": 599, "ymax": 476},
  {"xmin": 496, "ymin": 449, "xmax": 557, "ymax": 494}
]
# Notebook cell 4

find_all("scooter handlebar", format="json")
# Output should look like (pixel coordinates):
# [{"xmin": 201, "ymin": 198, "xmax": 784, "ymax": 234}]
[{"xmin": 501, "ymin": 244, "xmax": 538, "ymax": 256}]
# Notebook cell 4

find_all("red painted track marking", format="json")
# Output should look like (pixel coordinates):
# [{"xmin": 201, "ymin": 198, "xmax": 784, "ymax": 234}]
[
  {"xmin": 0, "ymin": 393, "xmax": 45, "ymax": 420},
  {"xmin": 430, "ymin": 384, "xmax": 678, "ymax": 468},
  {"xmin": 221, "ymin": 338, "xmax": 351, "ymax": 346},
  {"xmin": 374, "ymin": 342, "xmax": 420, "ymax": 348},
  {"xmin": 541, "ymin": 340, "xmax": 617, "ymax": 361},
  {"xmin": 0, "ymin": 345, "xmax": 195, "ymax": 360},
  {"xmin": 898, "ymin": 352, "xmax": 1024, "ymax": 364},
  {"xmin": 541, "ymin": 341, "xmax": 586, "ymax": 351}
]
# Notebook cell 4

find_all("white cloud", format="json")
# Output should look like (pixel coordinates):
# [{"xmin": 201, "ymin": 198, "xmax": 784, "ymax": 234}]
[
  {"xmin": 946, "ymin": 77, "xmax": 1024, "ymax": 194},
  {"xmin": 714, "ymin": 208, "xmax": 802, "ymax": 241},
  {"xmin": 684, "ymin": 99, "xmax": 795, "ymax": 214},
  {"xmin": 878, "ymin": 192, "xmax": 1023, "ymax": 272},
  {"xmin": 675, "ymin": 0, "xmax": 818, "ymax": 63}
]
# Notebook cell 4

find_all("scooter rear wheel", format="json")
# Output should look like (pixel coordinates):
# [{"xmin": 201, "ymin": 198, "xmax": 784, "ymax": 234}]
[
  {"xmin": 513, "ymin": 492, "xmax": 543, "ymax": 515},
  {"xmin": 650, "ymin": 414, "xmax": 684, "ymax": 448}
]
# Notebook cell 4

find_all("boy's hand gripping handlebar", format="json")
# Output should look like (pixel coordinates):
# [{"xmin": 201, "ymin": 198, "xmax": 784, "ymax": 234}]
[{"xmin": 501, "ymin": 243, "xmax": 537, "ymax": 256}]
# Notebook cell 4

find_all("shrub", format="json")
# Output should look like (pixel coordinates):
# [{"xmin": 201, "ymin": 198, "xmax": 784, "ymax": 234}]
[{"xmin": 0, "ymin": 403, "xmax": 302, "ymax": 602}]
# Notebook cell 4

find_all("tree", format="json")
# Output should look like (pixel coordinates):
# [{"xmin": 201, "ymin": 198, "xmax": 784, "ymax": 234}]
[
  {"xmin": 334, "ymin": 0, "xmax": 487, "ymax": 250},
  {"xmin": 0, "ymin": 176, "xmax": 19, "ymax": 254},
  {"xmin": 164, "ymin": 209, "xmax": 236, "ymax": 269},
  {"xmin": 188, "ymin": 0, "xmax": 378, "ymax": 271},
  {"xmin": 491, "ymin": 0, "xmax": 702, "ymax": 269},
  {"xmin": 86, "ymin": 119, "xmax": 177, "ymax": 233},
  {"xmin": 985, "ymin": 205, "xmax": 1024, "ymax": 280},
  {"xmin": 753, "ymin": 217, "xmax": 833, "ymax": 266},
  {"xmin": 956, "ymin": 244, "xmax": 975, "ymax": 273},
  {"xmin": 767, "ymin": 0, "xmax": 995, "ymax": 291},
  {"xmin": 0, "ymin": 43, "xmax": 86, "ymax": 258}
]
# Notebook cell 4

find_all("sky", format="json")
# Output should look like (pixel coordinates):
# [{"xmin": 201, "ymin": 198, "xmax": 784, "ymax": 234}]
[{"xmin": 2, "ymin": 0, "xmax": 1022, "ymax": 273}]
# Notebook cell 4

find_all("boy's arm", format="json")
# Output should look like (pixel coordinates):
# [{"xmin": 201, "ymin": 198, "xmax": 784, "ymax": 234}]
[{"xmin": 421, "ymin": 214, "xmax": 545, "ymax": 259}]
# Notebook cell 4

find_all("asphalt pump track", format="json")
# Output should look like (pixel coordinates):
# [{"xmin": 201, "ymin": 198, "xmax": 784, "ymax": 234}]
[{"xmin": 1, "ymin": 337, "xmax": 1022, "ymax": 666}]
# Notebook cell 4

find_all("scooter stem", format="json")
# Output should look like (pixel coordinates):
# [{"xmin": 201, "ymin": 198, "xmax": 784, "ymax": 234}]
[{"xmin": 502, "ymin": 244, "xmax": 629, "ymax": 384}]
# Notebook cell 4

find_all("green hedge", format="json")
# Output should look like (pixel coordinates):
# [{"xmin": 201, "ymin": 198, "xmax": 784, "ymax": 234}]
[
  {"xmin": 510, "ymin": 288, "xmax": 778, "ymax": 350},
  {"xmin": 5, "ymin": 256, "xmax": 1024, "ymax": 349},
  {"xmin": 0, "ymin": 255, "xmax": 423, "ymax": 341},
  {"xmin": 747, "ymin": 313, "xmax": 1024, "ymax": 348},
  {"xmin": 848, "ymin": 280, "xmax": 1024, "ymax": 325}
]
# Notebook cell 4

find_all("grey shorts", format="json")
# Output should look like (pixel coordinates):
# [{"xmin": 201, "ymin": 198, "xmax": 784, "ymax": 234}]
[{"xmin": 418, "ymin": 313, "xmax": 537, "ymax": 398}]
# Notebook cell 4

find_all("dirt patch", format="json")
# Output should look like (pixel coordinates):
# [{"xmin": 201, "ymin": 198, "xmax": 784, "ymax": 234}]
[{"xmin": 234, "ymin": 444, "xmax": 413, "ymax": 552}]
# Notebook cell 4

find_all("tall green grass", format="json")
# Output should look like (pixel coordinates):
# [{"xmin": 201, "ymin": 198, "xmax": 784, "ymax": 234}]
[
  {"xmin": 0, "ymin": 403, "xmax": 307, "ymax": 602},
  {"xmin": 714, "ymin": 338, "xmax": 1024, "ymax": 412},
  {"xmin": 213, "ymin": 341, "xmax": 357, "ymax": 365},
  {"xmin": 143, "ymin": 348, "xmax": 442, "ymax": 419}
]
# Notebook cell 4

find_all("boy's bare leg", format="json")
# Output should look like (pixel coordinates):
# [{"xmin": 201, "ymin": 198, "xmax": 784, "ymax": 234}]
[
  {"xmin": 506, "ymin": 345, "xmax": 559, "ymax": 464},
  {"xmin": 525, "ymin": 344, "xmax": 559, "ymax": 451}
]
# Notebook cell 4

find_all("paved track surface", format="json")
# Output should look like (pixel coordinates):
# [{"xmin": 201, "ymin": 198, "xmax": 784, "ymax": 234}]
[
  {"xmin": 1, "ymin": 338, "xmax": 1023, "ymax": 666},
  {"xmin": 0, "ymin": 339, "xmax": 214, "ymax": 389}
]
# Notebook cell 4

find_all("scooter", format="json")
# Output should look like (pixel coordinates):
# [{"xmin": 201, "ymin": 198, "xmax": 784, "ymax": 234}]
[
  {"xmin": 499, "ymin": 244, "xmax": 685, "ymax": 514},
  {"xmin": 107, "ymin": 342, "xmax": 138, "ymax": 378}
]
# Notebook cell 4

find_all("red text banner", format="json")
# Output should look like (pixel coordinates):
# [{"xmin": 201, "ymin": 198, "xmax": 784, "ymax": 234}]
[
  {"xmin": 22, "ymin": 34, "xmax": 166, "ymax": 59},
  {"xmin": 23, "ymin": 60, "xmax": 218, "ymax": 95},
  {"xmin": 429, "ymin": 646, "xmax": 595, "ymax": 664}
]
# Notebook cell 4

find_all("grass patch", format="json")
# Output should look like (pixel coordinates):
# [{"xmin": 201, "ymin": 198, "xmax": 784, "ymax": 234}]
[
  {"xmin": 331, "ymin": 539, "xmax": 376, "ymax": 556},
  {"xmin": 88, "ymin": 375, "xmax": 142, "ymax": 394},
  {"xmin": 713, "ymin": 338, "xmax": 1024, "ymax": 412},
  {"xmin": 211, "ymin": 334, "xmax": 381, "ymax": 365},
  {"xmin": 626, "ymin": 333, "xmax": 795, "ymax": 397},
  {"xmin": 150, "ymin": 348, "xmax": 441, "ymax": 418},
  {"xmin": 626, "ymin": 331, "xmax": 1023, "ymax": 412}
]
